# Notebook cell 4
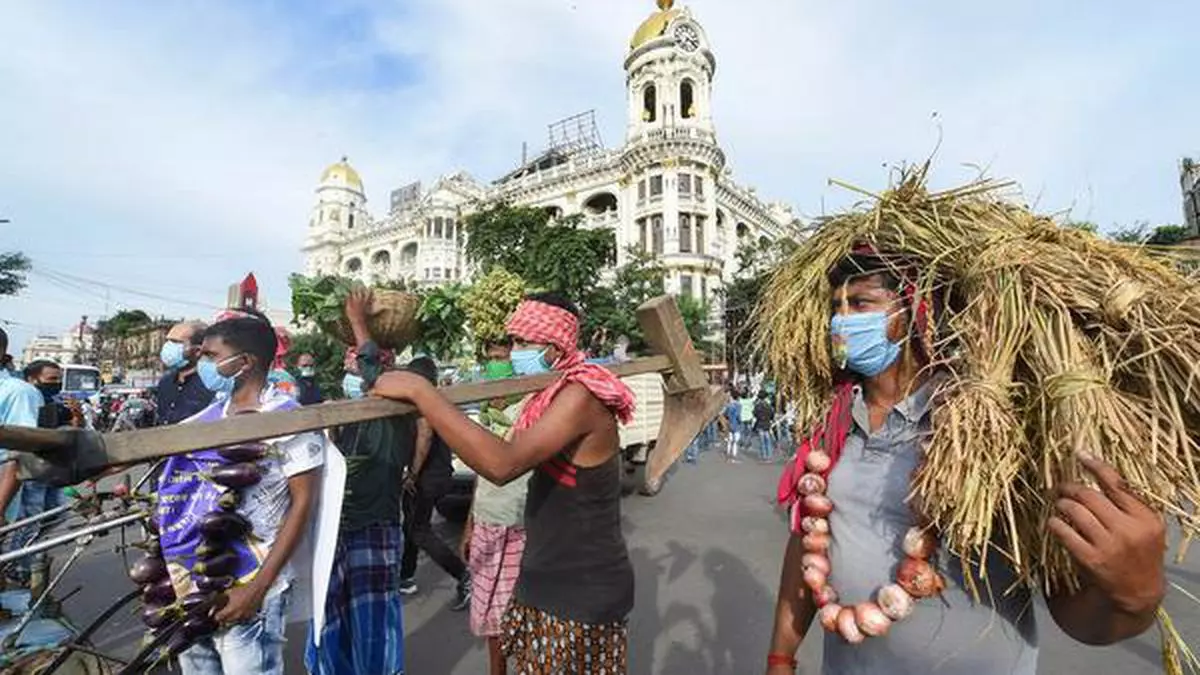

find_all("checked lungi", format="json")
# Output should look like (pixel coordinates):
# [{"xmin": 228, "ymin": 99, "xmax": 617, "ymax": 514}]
[
  {"xmin": 305, "ymin": 523, "xmax": 405, "ymax": 675},
  {"xmin": 468, "ymin": 522, "xmax": 527, "ymax": 637}
]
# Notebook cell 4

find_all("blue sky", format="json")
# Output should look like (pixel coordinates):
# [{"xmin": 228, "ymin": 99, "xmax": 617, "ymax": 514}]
[{"xmin": 1, "ymin": 0, "xmax": 1197, "ymax": 356}]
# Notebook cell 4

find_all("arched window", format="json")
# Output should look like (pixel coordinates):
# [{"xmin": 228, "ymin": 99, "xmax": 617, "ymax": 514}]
[
  {"xmin": 400, "ymin": 243, "xmax": 419, "ymax": 266},
  {"xmin": 643, "ymin": 84, "xmax": 657, "ymax": 122},
  {"xmin": 737, "ymin": 222, "xmax": 750, "ymax": 239},
  {"xmin": 372, "ymin": 250, "xmax": 390, "ymax": 271},
  {"xmin": 680, "ymin": 80, "xmax": 695, "ymax": 119},
  {"xmin": 584, "ymin": 192, "xmax": 618, "ymax": 215},
  {"xmin": 345, "ymin": 258, "xmax": 362, "ymax": 274}
]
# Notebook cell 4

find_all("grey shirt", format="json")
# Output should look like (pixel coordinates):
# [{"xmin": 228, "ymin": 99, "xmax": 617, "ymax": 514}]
[{"xmin": 822, "ymin": 381, "xmax": 1039, "ymax": 675}]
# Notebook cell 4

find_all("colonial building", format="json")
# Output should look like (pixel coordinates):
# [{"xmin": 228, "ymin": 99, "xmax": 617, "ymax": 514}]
[
  {"xmin": 20, "ymin": 321, "xmax": 95, "ymax": 366},
  {"xmin": 302, "ymin": 0, "xmax": 798, "ymax": 306}
]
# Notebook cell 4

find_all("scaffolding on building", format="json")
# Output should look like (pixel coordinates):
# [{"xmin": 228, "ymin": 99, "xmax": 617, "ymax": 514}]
[{"xmin": 547, "ymin": 109, "xmax": 605, "ymax": 158}]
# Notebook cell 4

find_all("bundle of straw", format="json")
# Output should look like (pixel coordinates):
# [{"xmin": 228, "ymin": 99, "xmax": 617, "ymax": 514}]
[{"xmin": 756, "ymin": 165, "xmax": 1200, "ymax": 673}]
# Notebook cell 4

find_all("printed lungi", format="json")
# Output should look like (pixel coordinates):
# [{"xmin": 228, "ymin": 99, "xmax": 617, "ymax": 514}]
[{"xmin": 501, "ymin": 602, "xmax": 628, "ymax": 674}]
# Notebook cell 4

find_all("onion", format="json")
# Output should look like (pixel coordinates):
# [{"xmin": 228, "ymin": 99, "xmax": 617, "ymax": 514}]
[
  {"xmin": 801, "ymin": 532, "xmax": 830, "ymax": 553},
  {"xmin": 803, "ymin": 494, "xmax": 834, "ymax": 517},
  {"xmin": 902, "ymin": 527, "xmax": 937, "ymax": 559},
  {"xmin": 876, "ymin": 584, "xmax": 915, "ymax": 621},
  {"xmin": 801, "ymin": 517, "xmax": 830, "ymax": 535},
  {"xmin": 818, "ymin": 604, "xmax": 842, "ymax": 632},
  {"xmin": 896, "ymin": 557, "xmax": 944, "ymax": 598},
  {"xmin": 854, "ymin": 602, "xmax": 892, "ymax": 637},
  {"xmin": 801, "ymin": 553, "xmax": 830, "ymax": 576},
  {"xmin": 802, "ymin": 566, "xmax": 827, "ymax": 591},
  {"xmin": 813, "ymin": 585, "xmax": 839, "ymax": 608},
  {"xmin": 805, "ymin": 451, "xmax": 832, "ymax": 474},
  {"xmin": 796, "ymin": 473, "xmax": 827, "ymax": 496},
  {"xmin": 837, "ymin": 607, "xmax": 864, "ymax": 644}
]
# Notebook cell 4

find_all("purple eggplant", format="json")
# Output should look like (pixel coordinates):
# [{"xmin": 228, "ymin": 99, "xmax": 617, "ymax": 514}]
[
  {"xmin": 217, "ymin": 491, "xmax": 241, "ymax": 512},
  {"xmin": 165, "ymin": 629, "xmax": 194, "ymax": 659},
  {"xmin": 194, "ymin": 551, "xmax": 239, "ymax": 578},
  {"xmin": 179, "ymin": 591, "xmax": 211, "ymax": 616},
  {"xmin": 182, "ymin": 615, "xmax": 220, "ymax": 641},
  {"xmin": 209, "ymin": 463, "xmax": 263, "ymax": 489},
  {"xmin": 129, "ymin": 555, "xmax": 168, "ymax": 585},
  {"xmin": 216, "ymin": 443, "xmax": 269, "ymax": 463},
  {"xmin": 194, "ymin": 574, "xmax": 234, "ymax": 593},
  {"xmin": 141, "ymin": 605, "xmax": 177, "ymax": 630},
  {"xmin": 142, "ymin": 577, "xmax": 177, "ymax": 605},
  {"xmin": 199, "ymin": 511, "xmax": 252, "ymax": 541}
]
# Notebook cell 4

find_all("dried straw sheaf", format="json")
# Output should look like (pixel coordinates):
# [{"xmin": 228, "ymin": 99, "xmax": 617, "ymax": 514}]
[{"xmin": 756, "ymin": 166, "xmax": 1200, "ymax": 673}]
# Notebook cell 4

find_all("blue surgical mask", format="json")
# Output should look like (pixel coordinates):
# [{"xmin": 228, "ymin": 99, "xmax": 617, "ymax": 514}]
[
  {"xmin": 198, "ymin": 354, "xmax": 244, "ymax": 394},
  {"xmin": 510, "ymin": 348, "xmax": 551, "ymax": 376},
  {"xmin": 830, "ymin": 312, "xmax": 901, "ymax": 377},
  {"xmin": 160, "ymin": 341, "xmax": 187, "ymax": 369},
  {"xmin": 342, "ymin": 373, "xmax": 365, "ymax": 399}
]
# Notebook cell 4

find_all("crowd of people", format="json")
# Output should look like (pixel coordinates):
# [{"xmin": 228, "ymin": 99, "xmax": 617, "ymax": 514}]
[{"xmin": 0, "ymin": 241, "xmax": 1174, "ymax": 675}]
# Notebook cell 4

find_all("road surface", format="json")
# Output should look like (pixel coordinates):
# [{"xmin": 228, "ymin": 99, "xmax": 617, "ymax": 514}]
[{"xmin": 34, "ymin": 445, "xmax": 1200, "ymax": 673}]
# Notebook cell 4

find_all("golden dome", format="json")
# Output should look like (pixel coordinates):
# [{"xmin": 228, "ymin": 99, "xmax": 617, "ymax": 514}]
[
  {"xmin": 320, "ymin": 156, "xmax": 364, "ymax": 191},
  {"xmin": 630, "ymin": 0, "xmax": 681, "ymax": 50}
]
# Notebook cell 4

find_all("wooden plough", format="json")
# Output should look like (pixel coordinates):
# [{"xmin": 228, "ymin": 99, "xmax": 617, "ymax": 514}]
[{"xmin": 2, "ymin": 297, "xmax": 727, "ymax": 494}]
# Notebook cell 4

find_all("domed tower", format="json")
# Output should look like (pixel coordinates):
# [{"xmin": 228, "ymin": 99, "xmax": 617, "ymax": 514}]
[
  {"xmin": 304, "ymin": 157, "xmax": 370, "ymax": 275},
  {"xmin": 621, "ymin": 0, "xmax": 725, "ymax": 301}
]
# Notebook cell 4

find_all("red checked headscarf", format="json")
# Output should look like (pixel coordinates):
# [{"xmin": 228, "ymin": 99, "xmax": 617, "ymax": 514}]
[
  {"xmin": 777, "ymin": 242, "xmax": 935, "ymax": 533},
  {"xmin": 506, "ymin": 299, "xmax": 636, "ymax": 432}
]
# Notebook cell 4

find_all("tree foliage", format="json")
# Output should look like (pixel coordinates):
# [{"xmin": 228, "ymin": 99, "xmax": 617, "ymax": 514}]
[
  {"xmin": 98, "ymin": 309, "xmax": 153, "ymax": 338},
  {"xmin": 1108, "ymin": 223, "xmax": 1191, "ymax": 246},
  {"xmin": 461, "ymin": 268, "xmax": 527, "ymax": 346},
  {"xmin": 0, "ymin": 252, "xmax": 31, "ymax": 297},
  {"xmin": 722, "ymin": 237, "xmax": 798, "ymax": 377},
  {"xmin": 415, "ymin": 283, "xmax": 471, "ymax": 362},
  {"xmin": 579, "ymin": 248, "xmax": 665, "ymax": 354}
]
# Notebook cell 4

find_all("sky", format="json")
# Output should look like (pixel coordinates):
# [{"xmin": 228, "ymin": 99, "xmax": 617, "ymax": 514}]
[{"xmin": 1, "ymin": 0, "xmax": 1197, "ymax": 357}]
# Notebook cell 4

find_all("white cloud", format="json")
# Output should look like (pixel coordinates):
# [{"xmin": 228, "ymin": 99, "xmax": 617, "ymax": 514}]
[{"xmin": 0, "ymin": 0, "xmax": 1196, "ymax": 352}]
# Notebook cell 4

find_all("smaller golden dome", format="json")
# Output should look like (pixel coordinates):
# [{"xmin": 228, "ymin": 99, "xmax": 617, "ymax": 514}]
[
  {"xmin": 630, "ymin": 0, "xmax": 681, "ymax": 51},
  {"xmin": 320, "ymin": 156, "xmax": 364, "ymax": 191}
]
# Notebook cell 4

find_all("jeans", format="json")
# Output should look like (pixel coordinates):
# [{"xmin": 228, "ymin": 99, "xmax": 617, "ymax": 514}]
[
  {"xmin": 178, "ymin": 582, "xmax": 292, "ymax": 675},
  {"xmin": 4, "ymin": 481, "xmax": 66, "ymax": 580},
  {"xmin": 758, "ymin": 430, "xmax": 774, "ymax": 461},
  {"xmin": 401, "ymin": 482, "xmax": 468, "ymax": 583}
]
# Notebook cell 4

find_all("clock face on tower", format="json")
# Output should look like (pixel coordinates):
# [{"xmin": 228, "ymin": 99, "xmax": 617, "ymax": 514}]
[{"xmin": 673, "ymin": 23, "xmax": 700, "ymax": 52}]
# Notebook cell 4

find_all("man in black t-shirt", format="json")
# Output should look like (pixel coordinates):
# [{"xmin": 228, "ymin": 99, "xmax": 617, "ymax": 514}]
[{"xmin": 398, "ymin": 355, "xmax": 471, "ymax": 611}]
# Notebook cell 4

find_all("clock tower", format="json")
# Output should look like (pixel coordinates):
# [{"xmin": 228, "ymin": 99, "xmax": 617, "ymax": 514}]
[{"xmin": 624, "ymin": 0, "xmax": 717, "ymax": 142}]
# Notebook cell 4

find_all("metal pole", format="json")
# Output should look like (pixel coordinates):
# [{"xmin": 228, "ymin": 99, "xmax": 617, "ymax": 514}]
[
  {"xmin": 0, "ymin": 502, "xmax": 74, "ymax": 537},
  {"xmin": 1, "ymin": 537, "xmax": 91, "ymax": 650},
  {"xmin": 0, "ymin": 511, "xmax": 146, "ymax": 565}
]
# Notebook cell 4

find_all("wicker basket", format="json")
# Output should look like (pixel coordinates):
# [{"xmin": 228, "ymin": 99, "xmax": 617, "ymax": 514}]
[{"xmin": 324, "ymin": 290, "xmax": 422, "ymax": 350}]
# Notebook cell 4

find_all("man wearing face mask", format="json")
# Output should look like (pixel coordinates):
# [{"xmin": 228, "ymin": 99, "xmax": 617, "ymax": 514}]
[
  {"xmin": 155, "ymin": 321, "xmax": 214, "ymax": 426},
  {"xmin": 295, "ymin": 353, "xmax": 324, "ymax": 406},
  {"xmin": 156, "ymin": 312, "xmax": 324, "ymax": 675},
  {"xmin": 372, "ymin": 291, "xmax": 637, "ymax": 673},
  {"xmin": 765, "ymin": 246, "xmax": 1167, "ymax": 675}
]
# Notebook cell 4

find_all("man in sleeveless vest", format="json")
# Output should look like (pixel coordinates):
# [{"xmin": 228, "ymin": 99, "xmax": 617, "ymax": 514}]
[{"xmin": 373, "ymin": 292, "xmax": 636, "ymax": 674}]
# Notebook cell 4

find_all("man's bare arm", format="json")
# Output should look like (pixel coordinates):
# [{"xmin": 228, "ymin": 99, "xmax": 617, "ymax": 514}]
[
  {"xmin": 394, "ymin": 376, "xmax": 595, "ymax": 485},
  {"xmin": 767, "ymin": 534, "xmax": 817, "ymax": 672},
  {"xmin": 1047, "ymin": 583, "xmax": 1160, "ymax": 646},
  {"xmin": 0, "ymin": 462, "xmax": 18, "ymax": 525},
  {"xmin": 411, "ymin": 418, "xmax": 432, "ymax": 479},
  {"xmin": 259, "ymin": 471, "xmax": 318, "ymax": 591}
]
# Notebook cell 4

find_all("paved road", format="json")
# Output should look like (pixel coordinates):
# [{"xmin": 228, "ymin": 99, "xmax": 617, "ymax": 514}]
[{"xmin": 36, "ymin": 446, "xmax": 1200, "ymax": 674}]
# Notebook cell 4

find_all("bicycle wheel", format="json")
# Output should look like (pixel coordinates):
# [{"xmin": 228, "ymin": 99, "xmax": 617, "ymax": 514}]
[{"xmin": 36, "ymin": 589, "xmax": 141, "ymax": 675}]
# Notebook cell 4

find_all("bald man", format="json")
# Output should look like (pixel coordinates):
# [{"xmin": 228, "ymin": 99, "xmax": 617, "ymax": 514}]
[{"xmin": 155, "ymin": 321, "xmax": 214, "ymax": 425}]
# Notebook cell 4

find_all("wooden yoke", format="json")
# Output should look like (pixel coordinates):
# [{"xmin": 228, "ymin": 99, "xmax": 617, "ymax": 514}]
[
  {"xmin": 0, "ymin": 296, "xmax": 725, "ymax": 493},
  {"xmin": 636, "ymin": 297, "xmax": 729, "ymax": 494}
]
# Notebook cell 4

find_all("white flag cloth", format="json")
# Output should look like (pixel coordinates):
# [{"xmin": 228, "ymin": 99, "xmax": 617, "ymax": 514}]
[{"xmin": 289, "ymin": 438, "xmax": 346, "ymax": 645}]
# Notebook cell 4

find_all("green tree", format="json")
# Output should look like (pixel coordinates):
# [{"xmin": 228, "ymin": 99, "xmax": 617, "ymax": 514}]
[
  {"xmin": 1110, "ymin": 224, "xmax": 1149, "ymax": 244},
  {"xmin": 415, "ymin": 283, "xmax": 471, "ymax": 362},
  {"xmin": 676, "ymin": 294, "xmax": 711, "ymax": 348},
  {"xmin": 0, "ymin": 252, "xmax": 31, "ymax": 296},
  {"xmin": 722, "ymin": 237, "xmax": 798, "ymax": 376},
  {"xmin": 1147, "ymin": 224, "xmax": 1190, "ymax": 246},
  {"xmin": 287, "ymin": 331, "xmax": 347, "ymax": 400},
  {"xmin": 1064, "ymin": 220, "xmax": 1099, "ymax": 235},
  {"xmin": 580, "ymin": 248, "xmax": 665, "ymax": 353},
  {"xmin": 463, "ymin": 203, "xmax": 549, "ymax": 276}
]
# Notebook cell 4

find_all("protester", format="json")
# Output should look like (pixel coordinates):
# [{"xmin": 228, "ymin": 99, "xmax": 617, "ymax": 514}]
[
  {"xmin": 397, "ymin": 355, "xmax": 472, "ymax": 611},
  {"xmin": 267, "ymin": 326, "xmax": 299, "ymax": 399},
  {"xmin": 753, "ymin": 390, "xmax": 775, "ymax": 462},
  {"xmin": 723, "ymin": 390, "xmax": 743, "ymax": 462},
  {"xmin": 765, "ymin": 249, "xmax": 1165, "ymax": 675},
  {"xmin": 156, "ymin": 313, "xmax": 323, "ymax": 675},
  {"xmin": 305, "ymin": 288, "xmax": 406, "ymax": 675},
  {"xmin": 23, "ymin": 360, "xmax": 66, "ymax": 428},
  {"xmin": 295, "ymin": 353, "xmax": 324, "ymax": 406},
  {"xmin": 156, "ymin": 321, "xmax": 214, "ymax": 425},
  {"xmin": 462, "ymin": 340, "xmax": 531, "ymax": 675},
  {"xmin": 0, "ymin": 328, "xmax": 44, "ymax": 530},
  {"xmin": 373, "ymin": 291, "xmax": 636, "ymax": 673}
]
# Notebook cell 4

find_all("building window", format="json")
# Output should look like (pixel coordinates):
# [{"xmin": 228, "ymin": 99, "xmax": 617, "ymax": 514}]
[
  {"xmin": 447, "ymin": 219, "xmax": 456, "ymax": 240},
  {"xmin": 681, "ymin": 80, "xmax": 695, "ymax": 119},
  {"xmin": 650, "ymin": 175, "xmax": 663, "ymax": 200},
  {"xmin": 651, "ymin": 215, "xmax": 664, "ymax": 254},
  {"xmin": 434, "ymin": 217, "xmax": 444, "ymax": 239},
  {"xmin": 679, "ymin": 174, "xmax": 692, "ymax": 196},
  {"xmin": 701, "ymin": 276, "xmax": 708, "ymax": 301},
  {"xmin": 348, "ymin": 212, "xmax": 355, "ymax": 229},
  {"xmin": 679, "ymin": 214, "xmax": 692, "ymax": 253},
  {"xmin": 637, "ymin": 218, "xmax": 648, "ymax": 252},
  {"xmin": 346, "ymin": 258, "xmax": 362, "ymax": 273},
  {"xmin": 643, "ymin": 84, "xmax": 657, "ymax": 122},
  {"xmin": 424, "ymin": 268, "xmax": 431, "ymax": 279},
  {"xmin": 695, "ymin": 175, "xmax": 704, "ymax": 198},
  {"xmin": 680, "ymin": 275, "xmax": 694, "ymax": 298},
  {"xmin": 638, "ymin": 180, "xmax": 646, "ymax": 203},
  {"xmin": 696, "ymin": 215, "xmax": 706, "ymax": 254},
  {"xmin": 426, "ymin": 219, "xmax": 432, "ymax": 238},
  {"xmin": 433, "ymin": 268, "xmax": 443, "ymax": 279}
]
